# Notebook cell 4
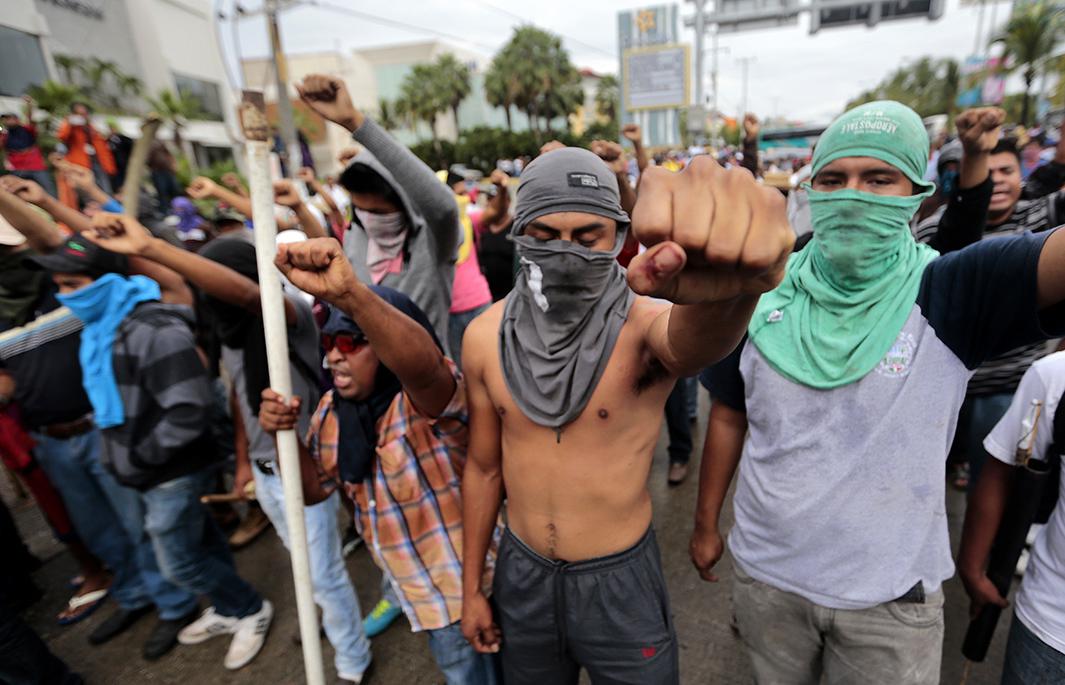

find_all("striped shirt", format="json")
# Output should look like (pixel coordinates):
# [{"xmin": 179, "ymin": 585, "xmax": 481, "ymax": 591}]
[
  {"xmin": 308, "ymin": 360, "xmax": 498, "ymax": 631},
  {"xmin": 916, "ymin": 181, "xmax": 1065, "ymax": 395}
]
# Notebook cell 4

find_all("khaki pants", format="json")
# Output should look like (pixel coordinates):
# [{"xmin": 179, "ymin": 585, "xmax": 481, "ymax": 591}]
[{"xmin": 731, "ymin": 566, "xmax": 943, "ymax": 685}]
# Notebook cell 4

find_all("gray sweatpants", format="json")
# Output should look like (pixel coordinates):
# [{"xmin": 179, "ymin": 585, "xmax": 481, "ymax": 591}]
[
  {"xmin": 731, "ymin": 564, "xmax": 944, "ymax": 685},
  {"xmin": 493, "ymin": 527, "xmax": 679, "ymax": 685}
]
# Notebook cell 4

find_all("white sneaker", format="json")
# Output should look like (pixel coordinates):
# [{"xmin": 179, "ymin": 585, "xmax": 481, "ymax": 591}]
[
  {"xmin": 224, "ymin": 599, "xmax": 273, "ymax": 670},
  {"xmin": 178, "ymin": 606, "xmax": 238, "ymax": 645}
]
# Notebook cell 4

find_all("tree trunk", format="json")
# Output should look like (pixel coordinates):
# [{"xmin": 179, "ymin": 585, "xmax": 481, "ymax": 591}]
[
  {"xmin": 1022, "ymin": 72, "xmax": 1034, "ymax": 127},
  {"xmin": 452, "ymin": 105, "xmax": 461, "ymax": 135},
  {"xmin": 504, "ymin": 105, "xmax": 513, "ymax": 132}
]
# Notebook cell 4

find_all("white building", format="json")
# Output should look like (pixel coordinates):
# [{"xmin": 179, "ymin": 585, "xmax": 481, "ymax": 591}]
[{"xmin": 1, "ymin": 0, "xmax": 240, "ymax": 166}]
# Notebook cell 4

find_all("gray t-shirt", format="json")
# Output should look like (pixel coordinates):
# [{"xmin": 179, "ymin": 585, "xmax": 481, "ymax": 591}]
[
  {"xmin": 703, "ymin": 232, "xmax": 1065, "ymax": 609},
  {"xmin": 221, "ymin": 295, "xmax": 320, "ymax": 463}
]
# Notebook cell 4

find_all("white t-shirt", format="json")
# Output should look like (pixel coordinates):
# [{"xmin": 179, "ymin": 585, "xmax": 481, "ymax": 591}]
[{"xmin": 984, "ymin": 351, "xmax": 1065, "ymax": 656}]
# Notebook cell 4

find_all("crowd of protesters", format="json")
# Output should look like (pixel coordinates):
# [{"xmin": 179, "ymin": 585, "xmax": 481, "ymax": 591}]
[{"xmin": 1, "ymin": 71, "xmax": 1064, "ymax": 685}]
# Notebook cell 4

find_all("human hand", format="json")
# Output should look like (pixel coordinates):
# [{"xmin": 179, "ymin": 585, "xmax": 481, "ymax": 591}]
[
  {"xmin": 622, "ymin": 123, "xmax": 643, "ymax": 145},
  {"xmin": 337, "ymin": 146, "xmax": 361, "ymax": 167},
  {"xmin": 297, "ymin": 74, "xmax": 364, "ymax": 132},
  {"xmin": 259, "ymin": 389, "xmax": 301, "ymax": 434},
  {"xmin": 960, "ymin": 567, "xmax": 1009, "ymax": 620},
  {"xmin": 627, "ymin": 157, "xmax": 793, "ymax": 304},
  {"xmin": 956, "ymin": 107, "xmax": 1005, "ymax": 156},
  {"xmin": 743, "ymin": 113, "xmax": 760, "ymax": 142},
  {"xmin": 85, "ymin": 213, "xmax": 154, "ymax": 255},
  {"xmin": 539, "ymin": 140, "xmax": 565, "ymax": 156},
  {"xmin": 58, "ymin": 162, "xmax": 97, "ymax": 191},
  {"xmin": 232, "ymin": 460, "xmax": 255, "ymax": 500},
  {"xmin": 689, "ymin": 524, "xmax": 725, "ymax": 582},
  {"xmin": 0, "ymin": 176, "xmax": 48, "ymax": 205},
  {"xmin": 220, "ymin": 172, "xmax": 246, "ymax": 194},
  {"xmin": 186, "ymin": 176, "xmax": 220, "ymax": 200},
  {"xmin": 461, "ymin": 592, "xmax": 501, "ymax": 654},
  {"xmin": 297, "ymin": 167, "xmax": 318, "ymax": 185},
  {"xmin": 590, "ymin": 140, "xmax": 627, "ymax": 175},
  {"xmin": 275, "ymin": 237, "xmax": 358, "ymax": 304},
  {"xmin": 273, "ymin": 179, "xmax": 303, "ymax": 208},
  {"xmin": 489, "ymin": 169, "xmax": 509, "ymax": 187}
]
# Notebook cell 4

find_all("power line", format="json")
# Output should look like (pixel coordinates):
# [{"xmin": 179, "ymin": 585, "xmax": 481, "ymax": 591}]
[
  {"xmin": 308, "ymin": 1, "xmax": 501, "ymax": 52},
  {"xmin": 467, "ymin": 0, "xmax": 616, "ymax": 58}
]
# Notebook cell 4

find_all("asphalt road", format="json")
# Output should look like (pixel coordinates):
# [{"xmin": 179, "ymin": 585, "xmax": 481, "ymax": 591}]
[{"xmin": 9, "ymin": 393, "xmax": 1009, "ymax": 684}]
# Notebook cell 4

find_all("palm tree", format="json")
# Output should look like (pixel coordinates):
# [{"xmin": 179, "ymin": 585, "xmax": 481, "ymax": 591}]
[
  {"xmin": 400, "ymin": 64, "xmax": 449, "ymax": 154},
  {"xmin": 27, "ymin": 81, "xmax": 86, "ymax": 117},
  {"xmin": 494, "ymin": 26, "xmax": 581, "ymax": 140},
  {"xmin": 484, "ymin": 57, "xmax": 515, "ymax": 131},
  {"xmin": 433, "ymin": 53, "xmax": 472, "ymax": 133},
  {"xmin": 993, "ymin": 2, "xmax": 1065, "ymax": 125},
  {"xmin": 53, "ymin": 54, "xmax": 83, "ymax": 85},
  {"xmin": 377, "ymin": 98, "xmax": 401, "ymax": 132},
  {"xmin": 595, "ymin": 74, "xmax": 620, "ymax": 124},
  {"xmin": 145, "ymin": 89, "xmax": 203, "ymax": 170}
]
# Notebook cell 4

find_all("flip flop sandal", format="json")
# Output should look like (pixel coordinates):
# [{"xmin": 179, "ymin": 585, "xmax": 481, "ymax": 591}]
[{"xmin": 57, "ymin": 588, "xmax": 109, "ymax": 626}]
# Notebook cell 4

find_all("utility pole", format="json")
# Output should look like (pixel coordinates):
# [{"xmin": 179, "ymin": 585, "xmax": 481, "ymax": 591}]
[
  {"xmin": 691, "ymin": 0, "xmax": 708, "ymax": 107},
  {"xmin": 266, "ymin": 0, "xmax": 301, "ymax": 178},
  {"xmin": 737, "ymin": 56, "xmax": 756, "ymax": 120}
]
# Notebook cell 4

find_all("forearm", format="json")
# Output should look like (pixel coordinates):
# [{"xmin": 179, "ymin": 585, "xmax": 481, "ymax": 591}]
[
  {"xmin": 293, "ymin": 203, "xmax": 326, "ymax": 238},
  {"xmin": 634, "ymin": 143, "xmax": 648, "ymax": 173},
  {"xmin": 297, "ymin": 438, "xmax": 333, "ymax": 505},
  {"xmin": 128, "ymin": 256, "xmax": 193, "ymax": 305},
  {"xmin": 693, "ymin": 404, "xmax": 747, "ymax": 532},
  {"xmin": 37, "ymin": 195, "xmax": 91, "ymax": 235},
  {"xmin": 0, "ymin": 190, "xmax": 65, "ymax": 251},
  {"xmin": 141, "ymin": 237, "xmax": 261, "ymax": 312},
  {"xmin": 211, "ymin": 186, "xmax": 254, "ymax": 219},
  {"xmin": 616, "ymin": 171, "xmax": 637, "ymax": 217},
  {"xmin": 960, "ymin": 150, "xmax": 989, "ymax": 190},
  {"xmin": 928, "ymin": 175, "xmax": 992, "ymax": 254},
  {"xmin": 742, "ymin": 138, "xmax": 759, "ymax": 176},
  {"xmin": 657, "ymin": 295, "xmax": 759, "ymax": 376},
  {"xmin": 481, "ymin": 187, "xmax": 511, "ymax": 228},
  {"xmin": 461, "ymin": 460, "xmax": 503, "ymax": 596},
  {"xmin": 957, "ymin": 458, "xmax": 1011, "ymax": 578}
]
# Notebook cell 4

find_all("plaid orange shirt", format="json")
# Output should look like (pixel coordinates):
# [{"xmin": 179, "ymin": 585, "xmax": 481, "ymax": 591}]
[{"xmin": 307, "ymin": 360, "xmax": 498, "ymax": 631}]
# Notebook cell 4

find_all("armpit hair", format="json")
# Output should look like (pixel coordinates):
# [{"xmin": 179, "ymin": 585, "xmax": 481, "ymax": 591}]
[{"xmin": 634, "ymin": 354, "xmax": 670, "ymax": 395}]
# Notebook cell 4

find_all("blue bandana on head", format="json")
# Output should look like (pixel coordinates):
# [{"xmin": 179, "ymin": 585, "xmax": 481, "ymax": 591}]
[{"xmin": 57, "ymin": 274, "xmax": 161, "ymax": 428}]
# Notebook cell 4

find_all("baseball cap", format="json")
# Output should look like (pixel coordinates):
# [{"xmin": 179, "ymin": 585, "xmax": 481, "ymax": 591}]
[
  {"xmin": 213, "ymin": 207, "xmax": 247, "ymax": 224},
  {"xmin": 25, "ymin": 233, "xmax": 129, "ymax": 277}
]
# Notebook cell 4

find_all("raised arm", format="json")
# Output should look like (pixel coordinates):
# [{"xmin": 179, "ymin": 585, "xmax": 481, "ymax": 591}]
[
  {"xmin": 0, "ymin": 176, "xmax": 90, "ymax": 235},
  {"xmin": 274, "ymin": 179, "xmax": 326, "ymax": 238},
  {"xmin": 275, "ymin": 238, "xmax": 455, "ymax": 416},
  {"xmin": 622, "ymin": 123, "xmax": 649, "ymax": 174},
  {"xmin": 590, "ymin": 140, "xmax": 637, "ymax": 217},
  {"xmin": 627, "ymin": 157, "xmax": 794, "ymax": 376},
  {"xmin": 187, "ymin": 176, "xmax": 255, "ymax": 221},
  {"xmin": 460, "ymin": 315, "xmax": 504, "ymax": 655},
  {"xmin": 84, "ymin": 212, "xmax": 297, "ymax": 323},
  {"xmin": 0, "ymin": 185, "xmax": 65, "ymax": 252},
  {"xmin": 741, "ymin": 114, "xmax": 760, "ymax": 177},
  {"xmin": 297, "ymin": 74, "xmax": 459, "ymax": 252},
  {"xmin": 479, "ymin": 170, "xmax": 511, "ymax": 230},
  {"xmin": 298, "ymin": 167, "xmax": 345, "ymax": 231}
]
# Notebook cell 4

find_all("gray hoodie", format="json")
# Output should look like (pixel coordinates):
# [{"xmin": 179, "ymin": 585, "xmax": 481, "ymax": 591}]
[{"xmin": 345, "ymin": 119, "xmax": 461, "ymax": 353}]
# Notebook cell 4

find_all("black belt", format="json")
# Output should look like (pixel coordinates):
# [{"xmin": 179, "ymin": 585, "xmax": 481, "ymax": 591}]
[{"xmin": 254, "ymin": 459, "xmax": 275, "ymax": 476}]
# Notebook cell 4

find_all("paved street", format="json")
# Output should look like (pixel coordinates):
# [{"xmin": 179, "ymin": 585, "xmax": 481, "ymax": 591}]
[{"xmin": 8, "ymin": 394, "xmax": 1009, "ymax": 684}]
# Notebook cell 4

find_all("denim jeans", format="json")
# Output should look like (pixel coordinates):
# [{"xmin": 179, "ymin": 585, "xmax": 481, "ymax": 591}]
[
  {"xmin": 32, "ymin": 429, "xmax": 196, "ymax": 619},
  {"xmin": 448, "ymin": 303, "xmax": 491, "ymax": 370},
  {"xmin": 665, "ymin": 379, "xmax": 694, "ymax": 465},
  {"xmin": 254, "ymin": 468, "xmax": 372, "ymax": 677},
  {"xmin": 142, "ymin": 469, "xmax": 262, "ymax": 618},
  {"xmin": 426, "ymin": 621, "xmax": 501, "ymax": 685},
  {"xmin": 1002, "ymin": 613, "xmax": 1065, "ymax": 684}
]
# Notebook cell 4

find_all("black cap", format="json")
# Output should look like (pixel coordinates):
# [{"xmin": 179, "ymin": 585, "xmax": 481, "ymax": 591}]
[{"xmin": 25, "ymin": 233, "xmax": 129, "ymax": 278}]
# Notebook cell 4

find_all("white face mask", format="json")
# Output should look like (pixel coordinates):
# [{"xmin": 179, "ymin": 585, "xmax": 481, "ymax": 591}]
[
  {"xmin": 354, "ymin": 208, "xmax": 407, "ymax": 270},
  {"xmin": 68, "ymin": 115, "xmax": 87, "ymax": 126}
]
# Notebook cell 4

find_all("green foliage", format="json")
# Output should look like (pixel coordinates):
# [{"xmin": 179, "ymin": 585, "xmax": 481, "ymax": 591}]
[
  {"xmin": 50, "ymin": 54, "xmax": 142, "ymax": 113},
  {"xmin": 993, "ymin": 2, "xmax": 1065, "ymax": 125},
  {"xmin": 846, "ymin": 57, "xmax": 961, "ymax": 117},
  {"xmin": 175, "ymin": 157, "xmax": 242, "ymax": 214},
  {"xmin": 25, "ymin": 80, "xmax": 88, "ymax": 154},
  {"xmin": 377, "ymin": 98, "xmax": 401, "ymax": 132},
  {"xmin": 407, "ymin": 124, "xmax": 626, "ymax": 171},
  {"xmin": 484, "ymin": 55, "xmax": 517, "ymax": 131},
  {"xmin": 434, "ymin": 53, "xmax": 472, "ymax": 130},
  {"xmin": 595, "ymin": 74, "xmax": 619, "ymax": 124}
]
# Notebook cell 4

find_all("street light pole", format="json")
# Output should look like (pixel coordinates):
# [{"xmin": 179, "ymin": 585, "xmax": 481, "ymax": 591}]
[
  {"xmin": 737, "ymin": 56, "xmax": 756, "ymax": 119},
  {"xmin": 266, "ymin": 0, "xmax": 301, "ymax": 178}
]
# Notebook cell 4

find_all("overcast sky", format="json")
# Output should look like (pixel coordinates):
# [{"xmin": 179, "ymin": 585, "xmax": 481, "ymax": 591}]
[{"xmin": 222, "ymin": 0, "xmax": 1014, "ymax": 125}]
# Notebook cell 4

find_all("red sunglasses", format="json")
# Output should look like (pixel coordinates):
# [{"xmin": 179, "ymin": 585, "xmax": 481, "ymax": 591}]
[{"xmin": 321, "ymin": 332, "xmax": 366, "ymax": 354}]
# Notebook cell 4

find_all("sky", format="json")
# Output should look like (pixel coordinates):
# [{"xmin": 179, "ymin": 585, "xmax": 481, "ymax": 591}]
[{"xmin": 220, "ymin": 0, "xmax": 1016, "ymax": 125}]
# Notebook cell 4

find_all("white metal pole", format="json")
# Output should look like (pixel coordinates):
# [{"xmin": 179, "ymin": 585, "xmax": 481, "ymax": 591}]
[{"xmin": 243, "ymin": 105, "xmax": 326, "ymax": 685}]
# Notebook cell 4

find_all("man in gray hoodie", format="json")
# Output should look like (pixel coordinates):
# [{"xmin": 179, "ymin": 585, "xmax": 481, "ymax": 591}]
[{"xmin": 297, "ymin": 74, "xmax": 461, "ymax": 352}]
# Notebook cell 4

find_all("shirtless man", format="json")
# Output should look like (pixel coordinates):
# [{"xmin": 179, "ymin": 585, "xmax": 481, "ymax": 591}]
[{"xmin": 460, "ymin": 147, "xmax": 794, "ymax": 683}]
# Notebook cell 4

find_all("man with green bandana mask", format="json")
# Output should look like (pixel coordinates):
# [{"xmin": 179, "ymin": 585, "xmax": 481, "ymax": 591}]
[{"xmin": 691, "ymin": 100, "xmax": 1065, "ymax": 684}]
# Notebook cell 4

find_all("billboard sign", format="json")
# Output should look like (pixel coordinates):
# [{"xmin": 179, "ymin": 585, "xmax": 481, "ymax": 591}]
[{"xmin": 624, "ymin": 43, "xmax": 691, "ymax": 111}]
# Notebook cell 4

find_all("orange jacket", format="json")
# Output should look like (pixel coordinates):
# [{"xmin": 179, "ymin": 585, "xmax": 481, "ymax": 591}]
[{"xmin": 57, "ymin": 119, "xmax": 116, "ymax": 175}]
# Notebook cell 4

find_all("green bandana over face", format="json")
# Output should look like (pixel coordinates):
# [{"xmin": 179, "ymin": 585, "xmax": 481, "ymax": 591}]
[{"xmin": 748, "ymin": 101, "xmax": 939, "ymax": 389}]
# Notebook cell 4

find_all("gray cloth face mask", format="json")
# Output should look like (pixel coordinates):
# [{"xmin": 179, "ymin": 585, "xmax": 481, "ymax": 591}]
[{"xmin": 499, "ymin": 146, "xmax": 636, "ymax": 433}]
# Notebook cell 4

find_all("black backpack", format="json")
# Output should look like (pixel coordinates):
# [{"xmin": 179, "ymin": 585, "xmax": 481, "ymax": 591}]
[{"xmin": 1037, "ymin": 393, "xmax": 1065, "ymax": 524}]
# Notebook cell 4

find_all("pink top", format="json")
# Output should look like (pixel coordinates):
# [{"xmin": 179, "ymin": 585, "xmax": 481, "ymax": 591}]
[{"xmin": 450, "ymin": 208, "xmax": 493, "ymax": 314}]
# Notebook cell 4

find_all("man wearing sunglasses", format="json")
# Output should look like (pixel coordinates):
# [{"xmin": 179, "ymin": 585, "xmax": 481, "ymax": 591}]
[
  {"xmin": 82, "ymin": 216, "xmax": 374, "ymax": 684},
  {"xmin": 259, "ymin": 237, "xmax": 501, "ymax": 685}
]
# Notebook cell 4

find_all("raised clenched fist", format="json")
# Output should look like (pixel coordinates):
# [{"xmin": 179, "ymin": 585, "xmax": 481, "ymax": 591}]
[
  {"xmin": 956, "ymin": 107, "xmax": 1005, "ymax": 156},
  {"xmin": 275, "ymin": 237, "xmax": 358, "ymax": 304},
  {"xmin": 589, "ymin": 140, "xmax": 627, "ymax": 175},
  {"xmin": 489, "ymin": 169, "xmax": 509, "ymax": 187},
  {"xmin": 297, "ymin": 75, "xmax": 364, "ymax": 132},
  {"xmin": 186, "ymin": 176, "xmax": 220, "ymax": 200},
  {"xmin": 622, "ymin": 123, "xmax": 643, "ymax": 145},
  {"xmin": 627, "ymin": 156, "xmax": 793, "ymax": 304},
  {"xmin": 273, "ymin": 180, "xmax": 303, "ymax": 208},
  {"xmin": 84, "ymin": 212, "xmax": 153, "ymax": 255},
  {"xmin": 743, "ymin": 113, "xmax": 760, "ymax": 142}
]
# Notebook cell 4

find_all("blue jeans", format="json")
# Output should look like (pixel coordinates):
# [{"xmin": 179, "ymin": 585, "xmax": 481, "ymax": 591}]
[
  {"xmin": 32, "ymin": 429, "xmax": 196, "ymax": 619},
  {"xmin": 665, "ymin": 378, "xmax": 694, "ymax": 465},
  {"xmin": 448, "ymin": 303, "xmax": 491, "ymax": 370},
  {"xmin": 1002, "ymin": 613, "xmax": 1065, "ymax": 684},
  {"xmin": 426, "ymin": 621, "xmax": 501, "ymax": 685},
  {"xmin": 142, "ymin": 469, "xmax": 262, "ymax": 618},
  {"xmin": 254, "ymin": 468, "xmax": 372, "ymax": 677}
]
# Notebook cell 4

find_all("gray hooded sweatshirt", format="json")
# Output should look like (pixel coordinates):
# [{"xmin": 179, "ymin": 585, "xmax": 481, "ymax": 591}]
[{"xmin": 345, "ymin": 119, "xmax": 461, "ymax": 353}]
